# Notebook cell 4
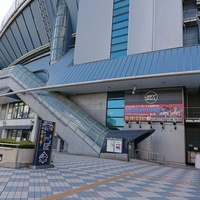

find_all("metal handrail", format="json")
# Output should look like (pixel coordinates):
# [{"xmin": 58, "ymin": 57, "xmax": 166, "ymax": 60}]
[
  {"xmin": 0, "ymin": 143, "xmax": 20, "ymax": 148},
  {"xmin": 135, "ymin": 149, "xmax": 164, "ymax": 163},
  {"xmin": 183, "ymin": 9, "xmax": 198, "ymax": 20},
  {"xmin": 185, "ymin": 107, "xmax": 200, "ymax": 119},
  {"xmin": 0, "ymin": 65, "xmax": 109, "ymax": 149}
]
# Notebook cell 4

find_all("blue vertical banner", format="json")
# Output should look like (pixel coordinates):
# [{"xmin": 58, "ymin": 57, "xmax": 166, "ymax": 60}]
[{"xmin": 33, "ymin": 120, "xmax": 55, "ymax": 168}]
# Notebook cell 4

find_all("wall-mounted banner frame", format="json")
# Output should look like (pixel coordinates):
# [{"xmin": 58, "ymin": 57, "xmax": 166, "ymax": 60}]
[
  {"xmin": 33, "ymin": 120, "xmax": 55, "ymax": 169},
  {"xmin": 125, "ymin": 89, "xmax": 183, "ymax": 122},
  {"xmin": 106, "ymin": 138, "xmax": 123, "ymax": 153}
]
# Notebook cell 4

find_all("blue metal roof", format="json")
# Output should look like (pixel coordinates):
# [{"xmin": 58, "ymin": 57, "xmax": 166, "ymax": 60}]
[{"xmin": 46, "ymin": 45, "xmax": 200, "ymax": 86}]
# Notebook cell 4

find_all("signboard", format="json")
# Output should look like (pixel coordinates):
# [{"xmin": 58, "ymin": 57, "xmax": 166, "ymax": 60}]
[
  {"xmin": 106, "ymin": 138, "xmax": 123, "ymax": 153},
  {"xmin": 125, "ymin": 103, "xmax": 183, "ymax": 122},
  {"xmin": 125, "ymin": 89, "xmax": 183, "ymax": 122},
  {"xmin": 106, "ymin": 139, "xmax": 114, "ymax": 152},
  {"xmin": 33, "ymin": 120, "xmax": 55, "ymax": 167},
  {"xmin": 114, "ymin": 140, "xmax": 122, "ymax": 153}
]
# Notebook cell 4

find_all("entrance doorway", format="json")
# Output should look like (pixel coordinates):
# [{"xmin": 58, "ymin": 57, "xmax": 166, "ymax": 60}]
[
  {"xmin": 128, "ymin": 142, "xmax": 135, "ymax": 160},
  {"xmin": 185, "ymin": 123, "xmax": 200, "ymax": 165}
]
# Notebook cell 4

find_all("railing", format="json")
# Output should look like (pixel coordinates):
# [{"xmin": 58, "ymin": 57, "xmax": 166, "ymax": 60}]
[
  {"xmin": 0, "ymin": 65, "xmax": 109, "ymax": 150},
  {"xmin": 135, "ymin": 149, "xmax": 164, "ymax": 164},
  {"xmin": 183, "ymin": 9, "xmax": 198, "ymax": 21},
  {"xmin": 0, "ymin": 143, "xmax": 20, "ymax": 149},
  {"xmin": 185, "ymin": 107, "xmax": 200, "ymax": 119}
]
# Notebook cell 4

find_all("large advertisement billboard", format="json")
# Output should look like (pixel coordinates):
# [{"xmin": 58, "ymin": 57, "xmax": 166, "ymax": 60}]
[{"xmin": 125, "ymin": 89, "xmax": 183, "ymax": 122}]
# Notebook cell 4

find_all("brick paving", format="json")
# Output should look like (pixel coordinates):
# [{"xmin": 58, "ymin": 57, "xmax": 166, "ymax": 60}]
[{"xmin": 0, "ymin": 152, "xmax": 199, "ymax": 199}]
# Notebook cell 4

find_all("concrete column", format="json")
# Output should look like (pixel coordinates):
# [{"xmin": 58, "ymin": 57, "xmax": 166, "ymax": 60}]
[
  {"xmin": 57, "ymin": 137, "xmax": 61, "ymax": 152},
  {"xmin": 1, "ymin": 129, "xmax": 7, "ymax": 138},
  {"xmin": 30, "ymin": 114, "xmax": 39, "ymax": 142}
]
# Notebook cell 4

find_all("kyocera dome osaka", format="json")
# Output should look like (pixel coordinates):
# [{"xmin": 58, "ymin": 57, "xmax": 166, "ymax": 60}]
[{"xmin": 0, "ymin": 0, "xmax": 200, "ymax": 166}]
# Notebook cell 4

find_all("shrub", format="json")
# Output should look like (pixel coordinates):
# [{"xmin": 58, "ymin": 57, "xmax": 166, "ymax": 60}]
[{"xmin": 0, "ymin": 138, "xmax": 35, "ymax": 149}]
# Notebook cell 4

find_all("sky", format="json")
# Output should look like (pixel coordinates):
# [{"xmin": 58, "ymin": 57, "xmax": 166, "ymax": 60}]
[{"xmin": 0, "ymin": 0, "xmax": 14, "ymax": 25}]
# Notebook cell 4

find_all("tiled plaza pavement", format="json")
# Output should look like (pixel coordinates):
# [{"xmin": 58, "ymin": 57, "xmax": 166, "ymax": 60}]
[{"xmin": 0, "ymin": 152, "xmax": 200, "ymax": 200}]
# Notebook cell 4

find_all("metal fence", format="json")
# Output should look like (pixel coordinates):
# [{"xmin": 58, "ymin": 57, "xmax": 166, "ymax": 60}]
[
  {"xmin": 185, "ymin": 107, "xmax": 200, "ymax": 119},
  {"xmin": 135, "ymin": 149, "xmax": 165, "ymax": 164},
  {"xmin": 183, "ymin": 9, "xmax": 198, "ymax": 21}
]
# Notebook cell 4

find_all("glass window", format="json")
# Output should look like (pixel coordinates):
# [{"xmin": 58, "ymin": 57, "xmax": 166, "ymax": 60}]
[
  {"xmin": 17, "ymin": 103, "xmax": 24, "ymax": 119},
  {"xmin": 16, "ymin": 130, "xmax": 22, "ymax": 141},
  {"xmin": 111, "ymin": 43, "xmax": 127, "ymax": 52},
  {"xmin": 7, "ymin": 129, "xmax": 31, "ymax": 141},
  {"xmin": 107, "ymin": 109, "xmax": 124, "ymax": 117},
  {"xmin": 111, "ymin": 35, "xmax": 128, "ymax": 45},
  {"xmin": 21, "ymin": 130, "xmax": 30, "ymax": 141},
  {"xmin": 112, "ymin": 21, "xmax": 128, "ymax": 30},
  {"xmin": 107, "ymin": 117, "xmax": 124, "ymax": 127},
  {"xmin": 0, "ymin": 104, "xmax": 7, "ymax": 120},
  {"xmin": 111, "ymin": 50, "xmax": 127, "ymax": 58},
  {"xmin": 7, "ymin": 102, "xmax": 34, "ymax": 119},
  {"xmin": 58, "ymin": 5, "xmax": 67, "ymax": 15},
  {"xmin": 111, "ymin": 0, "xmax": 129, "ymax": 59},
  {"xmin": 113, "ymin": 13, "xmax": 129, "ymax": 23},
  {"xmin": 106, "ymin": 92, "xmax": 125, "ymax": 130},
  {"xmin": 11, "ymin": 130, "xmax": 17, "ymax": 140},
  {"xmin": 108, "ymin": 92, "xmax": 124, "ymax": 99},
  {"xmin": 108, "ymin": 100, "xmax": 124, "ymax": 108},
  {"xmin": 23, "ymin": 105, "xmax": 29, "ymax": 118},
  {"xmin": 7, "ymin": 130, "xmax": 12, "ymax": 139},
  {"xmin": 113, "ymin": 6, "xmax": 129, "ymax": 16},
  {"xmin": 114, "ymin": 0, "xmax": 129, "ymax": 9},
  {"xmin": 114, "ymin": 0, "xmax": 123, "ymax": 2},
  {"xmin": 112, "ymin": 28, "xmax": 128, "ymax": 37},
  {"xmin": 7, "ymin": 104, "xmax": 13, "ymax": 119},
  {"xmin": 55, "ymin": 16, "xmax": 67, "ymax": 26},
  {"xmin": 12, "ymin": 105, "xmax": 18, "ymax": 119}
]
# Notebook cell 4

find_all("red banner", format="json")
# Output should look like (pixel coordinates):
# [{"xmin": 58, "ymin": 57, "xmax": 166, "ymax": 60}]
[{"xmin": 124, "ymin": 104, "xmax": 183, "ymax": 122}]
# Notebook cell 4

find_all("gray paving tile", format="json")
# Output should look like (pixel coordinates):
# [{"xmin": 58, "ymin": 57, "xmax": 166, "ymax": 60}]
[{"xmin": 0, "ymin": 152, "xmax": 199, "ymax": 199}]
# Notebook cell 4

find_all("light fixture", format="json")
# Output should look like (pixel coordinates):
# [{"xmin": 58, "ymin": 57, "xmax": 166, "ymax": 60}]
[
  {"xmin": 132, "ymin": 85, "xmax": 137, "ymax": 94},
  {"xmin": 148, "ymin": 121, "xmax": 152, "ymax": 129},
  {"xmin": 136, "ymin": 121, "xmax": 141, "ymax": 128},
  {"xmin": 160, "ymin": 121, "xmax": 164, "ymax": 130},
  {"xmin": 126, "ymin": 121, "xmax": 132, "ymax": 128},
  {"xmin": 173, "ymin": 121, "xmax": 177, "ymax": 130},
  {"xmin": 128, "ymin": 121, "xmax": 131, "ymax": 128}
]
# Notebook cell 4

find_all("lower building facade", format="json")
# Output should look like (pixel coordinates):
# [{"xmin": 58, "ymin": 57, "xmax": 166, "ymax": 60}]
[
  {"xmin": 0, "ymin": 0, "xmax": 200, "ymax": 167},
  {"xmin": 0, "ymin": 59, "xmax": 200, "ymax": 166}
]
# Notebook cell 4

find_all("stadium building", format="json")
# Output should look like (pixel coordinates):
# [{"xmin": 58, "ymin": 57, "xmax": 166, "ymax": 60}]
[{"xmin": 0, "ymin": 0, "xmax": 200, "ymax": 165}]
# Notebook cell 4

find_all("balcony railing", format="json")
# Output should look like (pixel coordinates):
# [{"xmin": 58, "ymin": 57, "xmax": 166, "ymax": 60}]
[
  {"xmin": 183, "ymin": 9, "xmax": 198, "ymax": 21},
  {"xmin": 185, "ymin": 107, "xmax": 200, "ymax": 119}
]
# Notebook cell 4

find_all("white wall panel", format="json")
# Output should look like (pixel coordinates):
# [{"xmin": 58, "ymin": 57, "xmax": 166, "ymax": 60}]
[
  {"xmin": 128, "ymin": 0, "xmax": 154, "ymax": 55},
  {"xmin": 128, "ymin": 0, "xmax": 183, "ymax": 55},
  {"xmin": 74, "ymin": 0, "xmax": 113, "ymax": 65},
  {"xmin": 70, "ymin": 93, "xmax": 107, "ymax": 125},
  {"xmin": 154, "ymin": 0, "xmax": 183, "ymax": 50},
  {"xmin": 137, "ymin": 124, "xmax": 185, "ymax": 164}
]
